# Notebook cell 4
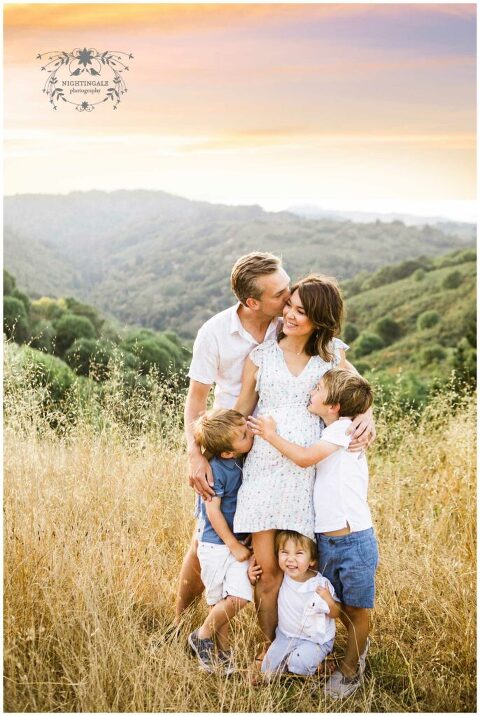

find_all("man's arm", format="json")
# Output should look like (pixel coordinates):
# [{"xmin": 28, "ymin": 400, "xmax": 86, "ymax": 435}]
[
  {"xmin": 247, "ymin": 415, "xmax": 340, "ymax": 468},
  {"xmin": 184, "ymin": 379, "xmax": 216, "ymax": 499}
]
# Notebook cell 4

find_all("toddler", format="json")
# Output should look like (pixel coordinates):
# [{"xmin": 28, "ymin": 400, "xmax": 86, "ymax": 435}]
[{"xmin": 249, "ymin": 530, "xmax": 340, "ymax": 678}]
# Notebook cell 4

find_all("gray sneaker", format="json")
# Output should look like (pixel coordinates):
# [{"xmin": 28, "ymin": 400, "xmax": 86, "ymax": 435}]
[
  {"xmin": 358, "ymin": 638, "xmax": 370, "ymax": 675},
  {"xmin": 218, "ymin": 649, "xmax": 236, "ymax": 675},
  {"xmin": 325, "ymin": 668, "xmax": 362, "ymax": 699},
  {"xmin": 188, "ymin": 630, "xmax": 216, "ymax": 672}
]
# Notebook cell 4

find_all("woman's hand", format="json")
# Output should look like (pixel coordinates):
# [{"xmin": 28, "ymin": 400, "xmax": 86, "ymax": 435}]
[
  {"xmin": 248, "ymin": 556, "xmax": 263, "ymax": 585},
  {"xmin": 347, "ymin": 408, "xmax": 376, "ymax": 452},
  {"xmin": 247, "ymin": 415, "xmax": 278, "ymax": 441}
]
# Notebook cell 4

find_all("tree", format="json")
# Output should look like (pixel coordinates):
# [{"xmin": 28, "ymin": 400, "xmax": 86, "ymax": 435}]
[
  {"xmin": 53, "ymin": 314, "xmax": 96, "ymax": 357},
  {"xmin": 354, "ymin": 332, "xmax": 384, "ymax": 357},
  {"xmin": 375, "ymin": 317, "xmax": 402, "ymax": 346},
  {"xmin": 3, "ymin": 269, "xmax": 16, "ymax": 296},
  {"xmin": 442, "ymin": 270, "xmax": 463, "ymax": 290},
  {"xmin": 65, "ymin": 297, "xmax": 104, "ymax": 333},
  {"xmin": 3, "ymin": 296, "xmax": 30, "ymax": 343},
  {"xmin": 343, "ymin": 323, "xmax": 359, "ymax": 343},
  {"xmin": 417, "ymin": 310, "xmax": 440, "ymax": 330}
]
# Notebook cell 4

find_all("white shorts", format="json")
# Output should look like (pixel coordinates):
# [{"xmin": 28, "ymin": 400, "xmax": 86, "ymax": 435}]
[{"xmin": 197, "ymin": 541, "xmax": 254, "ymax": 606}]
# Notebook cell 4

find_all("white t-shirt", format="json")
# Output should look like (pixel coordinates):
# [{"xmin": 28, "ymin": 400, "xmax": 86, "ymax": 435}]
[
  {"xmin": 313, "ymin": 418, "xmax": 373, "ymax": 533},
  {"xmin": 277, "ymin": 573, "xmax": 338, "ymax": 645},
  {"xmin": 188, "ymin": 303, "xmax": 281, "ymax": 408}
]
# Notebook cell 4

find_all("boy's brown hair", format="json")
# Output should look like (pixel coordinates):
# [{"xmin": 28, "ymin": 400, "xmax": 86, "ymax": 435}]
[
  {"xmin": 322, "ymin": 368, "xmax": 373, "ymax": 418},
  {"xmin": 193, "ymin": 408, "xmax": 246, "ymax": 458},
  {"xmin": 274, "ymin": 530, "xmax": 317, "ymax": 563},
  {"xmin": 231, "ymin": 252, "xmax": 282, "ymax": 305}
]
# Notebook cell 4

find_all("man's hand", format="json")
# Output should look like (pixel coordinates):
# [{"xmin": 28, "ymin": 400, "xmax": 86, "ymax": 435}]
[
  {"xmin": 247, "ymin": 415, "xmax": 277, "ymax": 441},
  {"xmin": 347, "ymin": 408, "xmax": 376, "ymax": 452},
  {"xmin": 188, "ymin": 451, "xmax": 215, "ymax": 500},
  {"xmin": 248, "ymin": 556, "xmax": 263, "ymax": 585},
  {"xmin": 230, "ymin": 541, "xmax": 252, "ymax": 563}
]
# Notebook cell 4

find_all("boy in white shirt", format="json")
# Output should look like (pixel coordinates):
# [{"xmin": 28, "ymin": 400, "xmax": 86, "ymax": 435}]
[
  {"xmin": 248, "ymin": 530, "xmax": 340, "ymax": 679},
  {"xmin": 248, "ymin": 368, "xmax": 378, "ymax": 699}
]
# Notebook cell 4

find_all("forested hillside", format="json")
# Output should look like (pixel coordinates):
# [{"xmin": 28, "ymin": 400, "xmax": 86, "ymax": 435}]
[
  {"xmin": 4, "ymin": 190, "xmax": 475, "ymax": 337},
  {"xmin": 341, "ymin": 248, "xmax": 476, "ymax": 405}
]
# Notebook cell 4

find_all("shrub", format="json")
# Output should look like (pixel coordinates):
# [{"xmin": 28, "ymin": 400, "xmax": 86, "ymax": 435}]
[
  {"xmin": 65, "ymin": 338, "xmax": 114, "ymax": 380},
  {"xmin": 420, "ymin": 345, "xmax": 447, "ymax": 366},
  {"xmin": 417, "ymin": 310, "xmax": 440, "ymax": 331},
  {"xmin": 413, "ymin": 268, "xmax": 426, "ymax": 281},
  {"xmin": 30, "ymin": 320, "xmax": 56, "ymax": 353},
  {"xmin": 53, "ymin": 314, "xmax": 96, "ymax": 357},
  {"xmin": 442, "ymin": 270, "xmax": 463, "ymax": 290},
  {"xmin": 354, "ymin": 332, "xmax": 384, "ymax": 357},
  {"xmin": 23, "ymin": 346, "xmax": 76, "ymax": 403},
  {"xmin": 375, "ymin": 317, "xmax": 402, "ymax": 346},
  {"xmin": 343, "ymin": 323, "xmax": 359, "ymax": 343},
  {"xmin": 3, "ymin": 296, "xmax": 30, "ymax": 343}
]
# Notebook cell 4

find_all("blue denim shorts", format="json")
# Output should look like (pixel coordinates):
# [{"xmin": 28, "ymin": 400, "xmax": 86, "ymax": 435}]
[{"xmin": 315, "ymin": 528, "xmax": 378, "ymax": 609}]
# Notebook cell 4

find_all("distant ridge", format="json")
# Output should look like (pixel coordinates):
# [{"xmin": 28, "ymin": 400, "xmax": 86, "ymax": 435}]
[{"xmin": 4, "ymin": 190, "xmax": 476, "ymax": 337}]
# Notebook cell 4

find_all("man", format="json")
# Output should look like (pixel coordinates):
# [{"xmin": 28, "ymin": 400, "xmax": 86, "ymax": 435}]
[{"xmin": 176, "ymin": 251, "xmax": 375, "ymax": 623}]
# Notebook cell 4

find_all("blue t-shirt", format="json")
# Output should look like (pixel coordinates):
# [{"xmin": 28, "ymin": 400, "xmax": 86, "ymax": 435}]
[{"xmin": 196, "ymin": 456, "xmax": 249, "ymax": 545}]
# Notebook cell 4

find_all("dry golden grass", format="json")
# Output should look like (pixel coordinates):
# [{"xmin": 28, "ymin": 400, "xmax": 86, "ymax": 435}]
[{"xmin": 3, "ymin": 353, "xmax": 476, "ymax": 712}]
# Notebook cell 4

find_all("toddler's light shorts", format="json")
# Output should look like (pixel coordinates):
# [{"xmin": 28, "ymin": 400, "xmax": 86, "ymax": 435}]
[{"xmin": 197, "ymin": 541, "xmax": 254, "ymax": 606}]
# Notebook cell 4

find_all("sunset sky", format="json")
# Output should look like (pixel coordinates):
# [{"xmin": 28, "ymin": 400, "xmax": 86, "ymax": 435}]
[{"xmin": 4, "ymin": 3, "xmax": 477, "ymax": 218}]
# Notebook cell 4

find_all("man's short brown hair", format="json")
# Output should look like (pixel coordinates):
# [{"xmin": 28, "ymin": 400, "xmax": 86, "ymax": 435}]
[
  {"xmin": 193, "ymin": 408, "xmax": 246, "ymax": 457},
  {"xmin": 322, "ymin": 368, "xmax": 373, "ymax": 418},
  {"xmin": 230, "ymin": 252, "xmax": 282, "ymax": 305},
  {"xmin": 274, "ymin": 530, "xmax": 317, "ymax": 562}
]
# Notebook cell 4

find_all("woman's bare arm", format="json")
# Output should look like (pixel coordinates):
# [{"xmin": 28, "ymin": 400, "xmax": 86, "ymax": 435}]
[{"xmin": 234, "ymin": 357, "xmax": 259, "ymax": 417}]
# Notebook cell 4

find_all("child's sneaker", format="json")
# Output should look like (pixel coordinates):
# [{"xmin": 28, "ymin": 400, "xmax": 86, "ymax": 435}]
[
  {"xmin": 188, "ymin": 630, "xmax": 216, "ymax": 672},
  {"xmin": 325, "ymin": 668, "xmax": 362, "ymax": 699},
  {"xmin": 218, "ymin": 648, "xmax": 236, "ymax": 675}
]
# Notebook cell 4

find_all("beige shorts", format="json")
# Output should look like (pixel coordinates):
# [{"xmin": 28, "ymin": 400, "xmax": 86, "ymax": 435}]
[{"xmin": 197, "ymin": 541, "xmax": 254, "ymax": 606}]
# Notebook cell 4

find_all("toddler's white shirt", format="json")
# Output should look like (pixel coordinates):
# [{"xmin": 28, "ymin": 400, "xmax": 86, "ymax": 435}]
[
  {"xmin": 277, "ymin": 573, "xmax": 337, "ymax": 644},
  {"xmin": 313, "ymin": 418, "xmax": 373, "ymax": 533}
]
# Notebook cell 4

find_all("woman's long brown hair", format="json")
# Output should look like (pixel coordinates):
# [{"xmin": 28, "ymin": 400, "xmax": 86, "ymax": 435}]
[{"xmin": 278, "ymin": 274, "xmax": 344, "ymax": 361}]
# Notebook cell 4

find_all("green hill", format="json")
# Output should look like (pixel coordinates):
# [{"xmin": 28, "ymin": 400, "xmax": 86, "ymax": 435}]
[
  {"xmin": 342, "ymin": 249, "xmax": 476, "ymax": 402},
  {"xmin": 4, "ymin": 190, "xmax": 475, "ymax": 338}
]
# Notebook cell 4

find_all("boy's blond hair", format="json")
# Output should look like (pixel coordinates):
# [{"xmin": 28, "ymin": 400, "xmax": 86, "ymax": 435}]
[
  {"xmin": 322, "ymin": 368, "xmax": 373, "ymax": 418},
  {"xmin": 275, "ymin": 530, "xmax": 317, "ymax": 563},
  {"xmin": 230, "ymin": 252, "xmax": 282, "ymax": 305},
  {"xmin": 193, "ymin": 408, "xmax": 246, "ymax": 458}
]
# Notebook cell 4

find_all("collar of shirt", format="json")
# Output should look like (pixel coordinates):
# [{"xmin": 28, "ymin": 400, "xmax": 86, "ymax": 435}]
[{"xmin": 229, "ymin": 303, "xmax": 280, "ymax": 343}]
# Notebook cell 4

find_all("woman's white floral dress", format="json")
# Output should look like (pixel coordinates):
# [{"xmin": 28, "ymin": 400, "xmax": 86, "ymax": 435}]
[{"xmin": 234, "ymin": 338, "xmax": 346, "ymax": 539}]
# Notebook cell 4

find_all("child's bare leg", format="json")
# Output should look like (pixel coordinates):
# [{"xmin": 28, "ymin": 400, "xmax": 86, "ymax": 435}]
[
  {"xmin": 198, "ymin": 596, "xmax": 248, "ymax": 649},
  {"xmin": 175, "ymin": 533, "xmax": 204, "ymax": 622},
  {"xmin": 339, "ymin": 605, "xmax": 370, "ymax": 676}
]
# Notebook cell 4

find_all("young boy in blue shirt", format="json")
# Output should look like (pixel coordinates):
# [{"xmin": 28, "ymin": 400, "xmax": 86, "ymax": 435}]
[{"xmin": 188, "ymin": 408, "xmax": 254, "ymax": 674}]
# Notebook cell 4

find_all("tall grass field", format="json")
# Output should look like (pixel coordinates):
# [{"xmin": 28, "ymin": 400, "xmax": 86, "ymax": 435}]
[{"xmin": 3, "ymin": 348, "xmax": 476, "ymax": 712}]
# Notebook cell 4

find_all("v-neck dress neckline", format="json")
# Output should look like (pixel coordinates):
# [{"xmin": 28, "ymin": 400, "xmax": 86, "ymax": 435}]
[{"xmin": 275, "ymin": 340, "xmax": 314, "ymax": 379}]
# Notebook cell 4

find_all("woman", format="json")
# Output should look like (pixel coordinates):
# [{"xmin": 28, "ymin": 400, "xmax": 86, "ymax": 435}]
[{"xmin": 233, "ymin": 274, "xmax": 348, "ymax": 658}]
